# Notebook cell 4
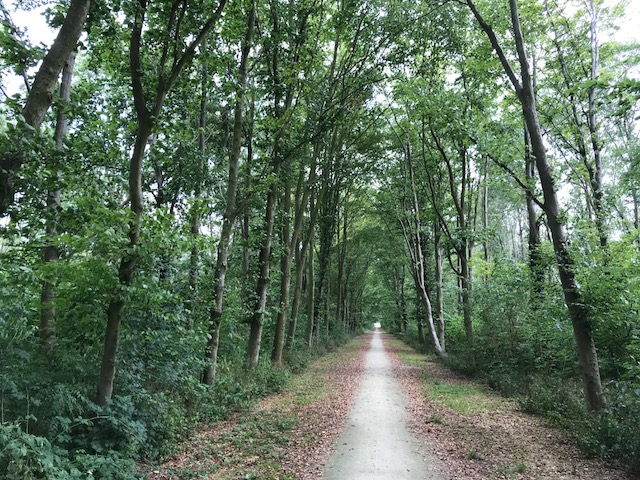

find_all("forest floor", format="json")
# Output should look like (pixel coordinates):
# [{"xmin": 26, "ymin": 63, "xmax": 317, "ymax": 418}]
[{"xmin": 143, "ymin": 331, "xmax": 634, "ymax": 479}]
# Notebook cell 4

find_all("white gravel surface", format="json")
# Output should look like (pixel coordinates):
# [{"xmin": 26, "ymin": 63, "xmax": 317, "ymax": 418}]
[{"xmin": 323, "ymin": 329, "xmax": 444, "ymax": 480}]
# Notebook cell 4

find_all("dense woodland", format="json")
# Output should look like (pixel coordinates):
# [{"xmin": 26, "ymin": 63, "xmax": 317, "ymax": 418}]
[{"xmin": 1, "ymin": 0, "xmax": 640, "ymax": 477}]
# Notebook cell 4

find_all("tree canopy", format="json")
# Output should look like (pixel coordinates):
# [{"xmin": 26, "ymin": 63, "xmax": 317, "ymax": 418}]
[{"xmin": 1, "ymin": 0, "xmax": 640, "ymax": 476}]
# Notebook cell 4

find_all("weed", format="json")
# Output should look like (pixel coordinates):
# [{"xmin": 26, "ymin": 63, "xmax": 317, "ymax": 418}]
[
  {"xmin": 498, "ymin": 463, "xmax": 527, "ymax": 476},
  {"xmin": 428, "ymin": 415, "xmax": 444, "ymax": 424}
]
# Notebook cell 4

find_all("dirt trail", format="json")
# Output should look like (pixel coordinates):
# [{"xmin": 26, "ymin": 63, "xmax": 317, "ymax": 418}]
[{"xmin": 323, "ymin": 329, "xmax": 444, "ymax": 480}]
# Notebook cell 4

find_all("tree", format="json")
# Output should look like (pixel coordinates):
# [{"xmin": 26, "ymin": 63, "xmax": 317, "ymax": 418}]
[
  {"xmin": 97, "ymin": 0, "xmax": 228, "ymax": 406},
  {"xmin": 0, "ymin": 0, "xmax": 90, "ymax": 214},
  {"xmin": 466, "ymin": 0, "xmax": 605, "ymax": 411},
  {"xmin": 203, "ymin": 0, "xmax": 255, "ymax": 385}
]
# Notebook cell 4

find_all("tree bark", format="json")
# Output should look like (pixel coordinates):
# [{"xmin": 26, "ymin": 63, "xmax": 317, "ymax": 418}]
[
  {"xmin": 187, "ymin": 46, "xmax": 208, "ymax": 330},
  {"xmin": 271, "ymin": 160, "xmax": 293, "ymax": 367},
  {"xmin": 203, "ymin": 0, "xmax": 254, "ymax": 384},
  {"xmin": 305, "ymin": 201, "xmax": 316, "ymax": 347},
  {"xmin": 524, "ymin": 124, "xmax": 543, "ymax": 293},
  {"xmin": 434, "ymin": 218, "xmax": 445, "ymax": 350},
  {"xmin": 0, "ymin": 0, "xmax": 90, "ymax": 214}
]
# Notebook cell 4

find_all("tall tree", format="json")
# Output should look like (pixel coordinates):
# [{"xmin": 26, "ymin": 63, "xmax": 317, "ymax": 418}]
[
  {"xmin": 466, "ymin": 0, "xmax": 605, "ymax": 411},
  {"xmin": 97, "ymin": 0, "xmax": 228, "ymax": 406},
  {"xmin": 203, "ymin": 0, "xmax": 255, "ymax": 384}
]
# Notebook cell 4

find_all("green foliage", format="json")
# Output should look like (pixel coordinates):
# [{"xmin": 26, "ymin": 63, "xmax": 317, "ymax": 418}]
[{"xmin": 0, "ymin": 422, "xmax": 136, "ymax": 480}]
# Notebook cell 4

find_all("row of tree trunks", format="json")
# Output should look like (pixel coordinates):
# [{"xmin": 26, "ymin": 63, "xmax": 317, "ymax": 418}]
[{"xmin": 466, "ymin": 0, "xmax": 604, "ymax": 411}]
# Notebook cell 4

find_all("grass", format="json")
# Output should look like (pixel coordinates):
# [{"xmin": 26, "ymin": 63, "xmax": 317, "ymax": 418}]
[
  {"xmin": 498, "ymin": 462, "xmax": 527, "ymax": 477},
  {"xmin": 386, "ymin": 338, "xmax": 429, "ymax": 368},
  {"xmin": 390, "ymin": 336, "xmax": 503, "ymax": 415},
  {"xmin": 424, "ymin": 380, "xmax": 501, "ymax": 415}
]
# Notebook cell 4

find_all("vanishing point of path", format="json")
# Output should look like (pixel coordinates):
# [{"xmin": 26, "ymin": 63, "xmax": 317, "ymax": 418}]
[{"xmin": 323, "ymin": 328, "xmax": 443, "ymax": 480}]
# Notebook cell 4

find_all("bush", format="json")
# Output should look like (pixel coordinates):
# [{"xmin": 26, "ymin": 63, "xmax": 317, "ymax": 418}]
[
  {"xmin": 0, "ymin": 422, "xmax": 136, "ymax": 480},
  {"xmin": 578, "ymin": 381, "xmax": 640, "ymax": 471}
]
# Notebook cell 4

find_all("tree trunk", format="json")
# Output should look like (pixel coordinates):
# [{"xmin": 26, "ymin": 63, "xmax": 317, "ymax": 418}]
[
  {"xmin": 241, "ymin": 98, "xmax": 255, "ymax": 278},
  {"xmin": 401, "ymin": 142, "xmax": 446, "ymax": 357},
  {"xmin": 271, "ymin": 161, "xmax": 292, "ymax": 367},
  {"xmin": 305, "ymin": 210, "xmax": 316, "ymax": 347},
  {"xmin": 415, "ymin": 290, "xmax": 425, "ymax": 344},
  {"xmin": 586, "ymin": 0, "xmax": 607, "ymax": 249},
  {"xmin": 286, "ymin": 238, "xmax": 304, "ymax": 349},
  {"xmin": 0, "ymin": 0, "xmax": 90, "ymax": 214},
  {"xmin": 434, "ymin": 219, "xmax": 445, "ymax": 349},
  {"xmin": 203, "ymin": 0, "xmax": 254, "ymax": 384},
  {"xmin": 524, "ymin": 125, "xmax": 543, "ymax": 293},
  {"xmin": 187, "ymin": 48, "xmax": 208, "ymax": 330},
  {"xmin": 97, "ymin": 120, "xmax": 152, "ymax": 406},
  {"xmin": 460, "ymin": 253, "xmax": 472, "ymax": 340},
  {"xmin": 39, "ymin": 53, "xmax": 75, "ymax": 353}
]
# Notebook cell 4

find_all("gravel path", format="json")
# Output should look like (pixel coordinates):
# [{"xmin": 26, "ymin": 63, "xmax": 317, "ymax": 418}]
[{"xmin": 323, "ymin": 329, "xmax": 444, "ymax": 480}]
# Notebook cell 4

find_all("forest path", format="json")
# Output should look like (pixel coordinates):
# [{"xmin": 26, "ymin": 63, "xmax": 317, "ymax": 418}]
[
  {"xmin": 387, "ymin": 337, "xmax": 633, "ymax": 480},
  {"xmin": 323, "ymin": 329, "xmax": 443, "ymax": 480}
]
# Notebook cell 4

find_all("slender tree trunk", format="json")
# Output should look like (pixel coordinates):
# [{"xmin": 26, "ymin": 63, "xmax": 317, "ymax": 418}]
[
  {"xmin": 586, "ymin": 0, "xmax": 607, "ymax": 249},
  {"xmin": 271, "ymin": 161, "xmax": 292, "ymax": 366},
  {"xmin": 525, "ymin": 125, "xmax": 543, "ymax": 293},
  {"xmin": 286, "ymin": 238, "xmax": 304, "ymax": 349},
  {"xmin": 246, "ymin": 167, "xmax": 279, "ymax": 366},
  {"xmin": 633, "ymin": 189, "xmax": 639, "ymax": 231},
  {"xmin": 203, "ymin": 0, "xmax": 254, "ymax": 384},
  {"xmin": 0, "ymin": 0, "xmax": 90, "ymax": 214},
  {"xmin": 305, "ymin": 211, "xmax": 316, "ymax": 347},
  {"xmin": 460, "ymin": 254, "xmax": 472, "ymax": 340},
  {"xmin": 434, "ymin": 219, "xmax": 444, "ymax": 350},
  {"xmin": 241, "ymin": 98, "xmax": 255, "ymax": 278},
  {"xmin": 401, "ymin": 142, "xmax": 446, "ymax": 357},
  {"xmin": 415, "ymin": 290, "xmax": 425, "ymax": 344},
  {"xmin": 335, "ymin": 208, "xmax": 346, "ymax": 326},
  {"xmin": 467, "ymin": 0, "xmax": 604, "ymax": 411},
  {"xmin": 187, "ymin": 49, "xmax": 208, "ymax": 329},
  {"xmin": 482, "ymin": 156, "xmax": 489, "ymax": 270},
  {"xmin": 39, "ymin": 53, "xmax": 75, "ymax": 353},
  {"xmin": 97, "ymin": 120, "xmax": 152, "ymax": 406}
]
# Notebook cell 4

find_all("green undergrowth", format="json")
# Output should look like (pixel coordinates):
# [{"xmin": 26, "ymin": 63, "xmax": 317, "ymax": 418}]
[
  {"xmin": 145, "ymin": 335, "xmax": 365, "ymax": 479},
  {"xmin": 0, "ymin": 328, "xmax": 361, "ymax": 480}
]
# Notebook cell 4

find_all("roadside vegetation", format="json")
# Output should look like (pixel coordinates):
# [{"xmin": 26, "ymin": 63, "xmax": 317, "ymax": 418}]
[{"xmin": 1, "ymin": 0, "xmax": 639, "ymax": 475}]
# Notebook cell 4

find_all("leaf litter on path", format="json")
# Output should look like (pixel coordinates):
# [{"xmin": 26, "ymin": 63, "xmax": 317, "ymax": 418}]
[
  {"xmin": 384, "ymin": 335, "xmax": 633, "ymax": 480},
  {"xmin": 141, "ymin": 335, "xmax": 369, "ymax": 479}
]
